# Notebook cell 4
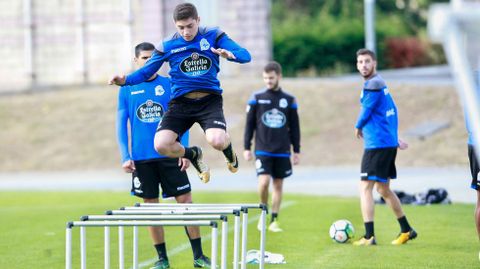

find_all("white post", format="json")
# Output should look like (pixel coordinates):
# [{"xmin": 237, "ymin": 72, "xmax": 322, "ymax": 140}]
[
  {"xmin": 75, "ymin": 0, "xmax": 87, "ymax": 83},
  {"xmin": 211, "ymin": 224, "xmax": 218, "ymax": 269},
  {"xmin": 23, "ymin": 0, "xmax": 35, "ymax": 87},
  {"xmin": 104, "ymin": 226, "xmax": 110, "ymax": 269},
  {"xmin": 240, "ymin": 209, "xmax": 248, "ymax": 269},
  {"xmin": 233, "ymin": 213, "xmax": 240, "ymax": 269},
  {"xmin": 364, "ymin": 0, "xmax": 376, "ymax": 53},
  {"xmin": 80, "ymin": 226, "xmax": 86, "ymax": 269},
  {"xmin": 132, "ymin": 226, "xmax": 139, "ymax": 269},
  {"xmin": 66, "ymin": 225, "xmax": 72, "ymax": 269},
  {"xmin": 221, "ymin": 219, "xmax": 228, "ymax": 269},
  {"xmin": 119, "ymin": 226, "xmax": 124, "ymax": 269},
  {"xmin": 444, "ymin": 22, "xmax": 480, "ymax": 162},
  {"xmin": 259, "ymin": 207, "xmax": 267, "ymax": 269}
]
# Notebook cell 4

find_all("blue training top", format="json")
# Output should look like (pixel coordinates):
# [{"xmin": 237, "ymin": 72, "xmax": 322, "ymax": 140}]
[
  {"xmin": 355, "ymin": 74, "xmax": 399, "ymax": 149},
  {"xmin": 124, "ymin": 27, "xmax": 251, "ymax": 99},
  {"xmin": 116, "ymin": 75, "xmax": 188, "ymax": 163}
]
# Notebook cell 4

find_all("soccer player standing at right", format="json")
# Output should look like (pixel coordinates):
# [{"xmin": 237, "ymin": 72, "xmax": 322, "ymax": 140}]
[{"xmin": 353, "ymin": 48, "xmax": 416, "ymax": 246}]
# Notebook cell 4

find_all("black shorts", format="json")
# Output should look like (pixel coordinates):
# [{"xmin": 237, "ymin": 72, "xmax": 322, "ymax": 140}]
[
  {"xmin": 468, "ymin": 145, "xmax": 480, "ymax": 190},
  {"xmin": 255, "ymin": 155, "xmax": 292, "ymax": 179},
  {"xmin": 361, "ymin": 147, "xmax": 397, "ymax": 183},
  {"xmin": 157, "ymin": 94, "xmax": 227, "ymax": 136},
  {"xmin": 131, "ymin": 158, "xmax": 191, "ymax": 199}
]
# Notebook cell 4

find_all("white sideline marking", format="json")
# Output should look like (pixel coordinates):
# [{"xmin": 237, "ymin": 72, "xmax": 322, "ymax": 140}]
[{"xmin": 134, "ymin": 201, "xmax": 297, "ymax": 269}]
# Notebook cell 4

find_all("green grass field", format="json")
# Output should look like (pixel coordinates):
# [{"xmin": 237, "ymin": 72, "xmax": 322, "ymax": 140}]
[{"xmin": 0, "ymin": 191, "xmax": 477, "ymax": 269}]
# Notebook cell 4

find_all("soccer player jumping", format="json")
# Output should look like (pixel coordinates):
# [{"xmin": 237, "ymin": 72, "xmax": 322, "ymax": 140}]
[
  {"xmin": 353, "ymin": 48, "xmax": 417, "ymax": 246},
  {"xmin": 109, "ymin": 3, "xmax": 251, "ymax": 183}
]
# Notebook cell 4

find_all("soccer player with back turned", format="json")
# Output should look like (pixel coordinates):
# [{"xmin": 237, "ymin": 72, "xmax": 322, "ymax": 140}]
[
  {"xmin": 353, "ymin": 48, "xmax": 417, "ymax": 246},
  {"xmin": 110, "ymin": 3, "xmax": 251, "ymax": 183}
]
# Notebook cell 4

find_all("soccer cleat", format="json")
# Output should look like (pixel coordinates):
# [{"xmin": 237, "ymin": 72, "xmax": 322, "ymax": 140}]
[
  {"xmin": 190, "ymin": 147, "xmax": 210, "ymax": 183},
  {"xmin": 225, "ymin": 151, "xmax": 239, "ymax": 173},
  {"xmin": 150, "ymin": 258, "xmax": 170, "ymax": 269},
  {"xmin": 353, "ymin": 236, "xmax": 377, "ymax": 246},
  {"xmin": 268, "ymin": 221, "xmax": 283, "ymax": 232},
  {"xmin": 193, "ymin": 255, "xmax": 212, "ymax": 268},
  {"xmin": 391, "ymin": 229, "xmax": 417, "ymax": 245}
]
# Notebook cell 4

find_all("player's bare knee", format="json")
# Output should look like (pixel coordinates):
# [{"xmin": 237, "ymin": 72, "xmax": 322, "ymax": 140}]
[
  {"xmin": 207, "ymin": 136, "xmax": 226, "ymax": 150},
  {"xmin": 176, "ymin": 192, "xmax": 193, "ymax": 204},
  {"xmin": 376, "ymin": 184, "xmax": 390, "ymax": 197}
]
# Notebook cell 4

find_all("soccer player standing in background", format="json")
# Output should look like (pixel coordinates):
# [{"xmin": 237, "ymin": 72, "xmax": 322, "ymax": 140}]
[
  {"xmin": 116, "ymin": 42, "xmax": 211, "ymax": 268},
  {"xmin": 353, "ymin": 48, "xmax": 416, "ymax": 246},
  {"xmin": 243, "ymin": 61, "xmax": 301, "ymax": 232},
  {"xmin": 110, "ymin": 3, "xmax": 251, "ymax": 184},
  {"xmin": 465, "ymin": 67, "xmax": 480, "ymax": 260}
]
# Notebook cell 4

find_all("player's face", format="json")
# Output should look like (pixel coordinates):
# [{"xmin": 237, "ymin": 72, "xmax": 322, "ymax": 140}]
[
  {"xmin": 263, "ymin": 71, "xmax": 281, "ymax": 90},
  {"xmin": 356, "ymin": 54, "xmax": 376, "ymax": 79},
  {"xmin": 175, "ymin": 17, "xmax": 200, "ymax": 42},
  {"xmin": 134, "ymin": 50, "xmax": 153, "ymax": 69}
]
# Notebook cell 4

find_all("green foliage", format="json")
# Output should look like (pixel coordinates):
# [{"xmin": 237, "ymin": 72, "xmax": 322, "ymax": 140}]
[{"xmin": 272, "ymin": 0, "xmax": 448, "ymax": 76}]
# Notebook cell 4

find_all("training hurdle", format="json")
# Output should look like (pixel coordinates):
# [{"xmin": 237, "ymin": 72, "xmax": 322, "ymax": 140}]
[
  {"xmin": 82, "ymin": 215, "xmax": 228, "ymax": 269},
  {"xmin": 123, "ymin": 203, "xmax": 268, "ymax": 269},
  {"xmin": 65, "ymin": 220, "xmax": 218, "ymax": 269}
]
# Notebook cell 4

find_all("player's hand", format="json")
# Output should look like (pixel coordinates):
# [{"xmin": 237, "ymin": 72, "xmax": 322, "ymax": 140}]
[
  {"xmin": 398, "ymin": 139, "xmax": 409, "ymax": 150},
  {"xmin": 122, "ymin": 160, "xmax": 135, "ymax": 173},
  {"xmin": 109, "ymin": 75, "xmax": 126, "ymax": 86},
  {"xmin": 355, "ymin": 128, "xmax": 363, "ymax": 139},
  {"xmin": 178, "ymin": 158, "xmax": 190, "ymax": 171},
  {"xmin": 243, "ymin": 150, "xmax": 252, "ymax": 161},
  {"xmin": 211, "ymin": 47, "xmax": 236, "ymax": 60},
  {"xmin": 292, "ymin": 153, "xmax": 300, "ymax": 165}
]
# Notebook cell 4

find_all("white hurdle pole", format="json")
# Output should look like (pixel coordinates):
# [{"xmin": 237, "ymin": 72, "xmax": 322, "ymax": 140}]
[
  {"xmin": 259, "ymin": 206, "xmax": 267, "ymax": 269},
  {"xmin": 132, "ymin": 226, "xmax": 138, "ymax": 269},
  {"xmin": 233, "ymin": 210, "xmax": 240, "ymax": 269},
  {"xmin": 83, "ymin": 215, "xmax": 229, "ymax": 269},
  {"xmin": 104, "ymin": 227, "xmax": 110, "ymax": 269},
  {"xmin": 66, "ymin": 225, "xmax": 72, "ymax": 269},
  {"xmin": 66, "ymin": 220, "xmax": 217, "ymax": 269},
  {"xmin": 80, "ymin": 226, "xmax": 86, "ymax": 269},
  {"xmin": 118, "ymin": 226, "xmax": 124, "ymax": 269},
  {"xmin": 240, "ymin": 208, "xmax": 248, "ymax": 269}
]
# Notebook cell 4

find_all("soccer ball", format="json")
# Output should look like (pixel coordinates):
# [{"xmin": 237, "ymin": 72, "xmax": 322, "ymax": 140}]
[{"xmin": 329, "ymin": 220, "xmax": 355, "ymax": 243}]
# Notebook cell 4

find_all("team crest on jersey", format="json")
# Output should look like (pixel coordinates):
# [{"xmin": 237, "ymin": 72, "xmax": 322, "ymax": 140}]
[
  {"xmin": 261, "ymin": 108, "xmax": 286, "ymax": 128},
  {"xmin": 200, "ymin": 38, "xmax": 210, "ymax": 51},
  {"xmin": 136, "ymin": 100, "xmax": 164, "ymax": 123},
  {"xmin": 180, "ymin": 52, "xmax": 212, "ymax": 77},
  {"xmin": 155, "ymin": 85, "xmax": 165, "ymax": 96},
  {"xmin": 279, "ymin": 98, "xmax": 288, "ymax": 108}
]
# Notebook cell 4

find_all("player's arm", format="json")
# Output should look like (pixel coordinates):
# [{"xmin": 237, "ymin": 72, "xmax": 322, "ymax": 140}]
[
  {"xmin": 289, "ymin": 98, "xmax": 301, "ymax": 164},
  {"xmin": 243, "ymin": 98, "xmax": 257, "ymax": 161},
  {"xmin": 116, "ymin": 88, "xmax": 135, "ymax": 172},
  {"xmin": 212, "ymin": 31, "xmax": 251, "ymax": 63},
  {"xmin": 355, "ymin": 90, "xmax": 382, "ymax": 136},
  {"xmin": 110, "ymin": 50, "xmax": 167, "ymax": 86}
]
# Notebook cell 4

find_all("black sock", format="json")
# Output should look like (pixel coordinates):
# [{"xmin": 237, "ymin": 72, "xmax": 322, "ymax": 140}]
[
  {"xmin": 183, "ymin": 147, "xmax": 197, "ymax": 161},
  {"xmin": 364, "ymin": 221, "xmax": 374, "ymax": 239},
  {"xmin": 397, "ymin": 216, "xmax": 412, "ymax": 233},
  {"xmin": 222, "ymin": 143, "xmax": 234, "ymax": 162},
  {"xmin": 271, "ymin": 213, "xmax": 278, "ymax": 223},
  {"xmin": 154, "ymin": 243, "xmax": 168, "ymax": 260},
  {"xmin": 189, "ymin": 238, "xmax": 204, "ymax": 260}
]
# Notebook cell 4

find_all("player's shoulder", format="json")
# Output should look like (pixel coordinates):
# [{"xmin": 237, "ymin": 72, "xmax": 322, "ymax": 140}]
[
  {"xmin": 279, "ymin": 88, "xmax": 296, "ymax": 100},
  {"xmin": 199, "ymin": 26, "xmax": 225, "ymax": 40},
  {"xmin": 252, "ymin": 88, "xmax": 269, "ymax": 98},
  {"xmin": 364, "ymin": 74, "xmax": 386, "ymax": 91},
  {"xmin": 156, "ymin": 32, "xmax": 184, "ymax": 52}
]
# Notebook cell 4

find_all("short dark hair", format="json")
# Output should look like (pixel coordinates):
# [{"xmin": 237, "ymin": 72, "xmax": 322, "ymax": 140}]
[
  {"xmin": 263, "ymin": 61, "xmax": 282, "ymax": 75},
  {"xmin": 173, "ymin": 3, "xmax": 198, "ymax": 21},
  {"xmin": 356, "ymin": 48, "xmax": 376, "ymax": 61},
  {"xmin": 134, "ymin": 42, "xmax": 155, "ymax": 58}
]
